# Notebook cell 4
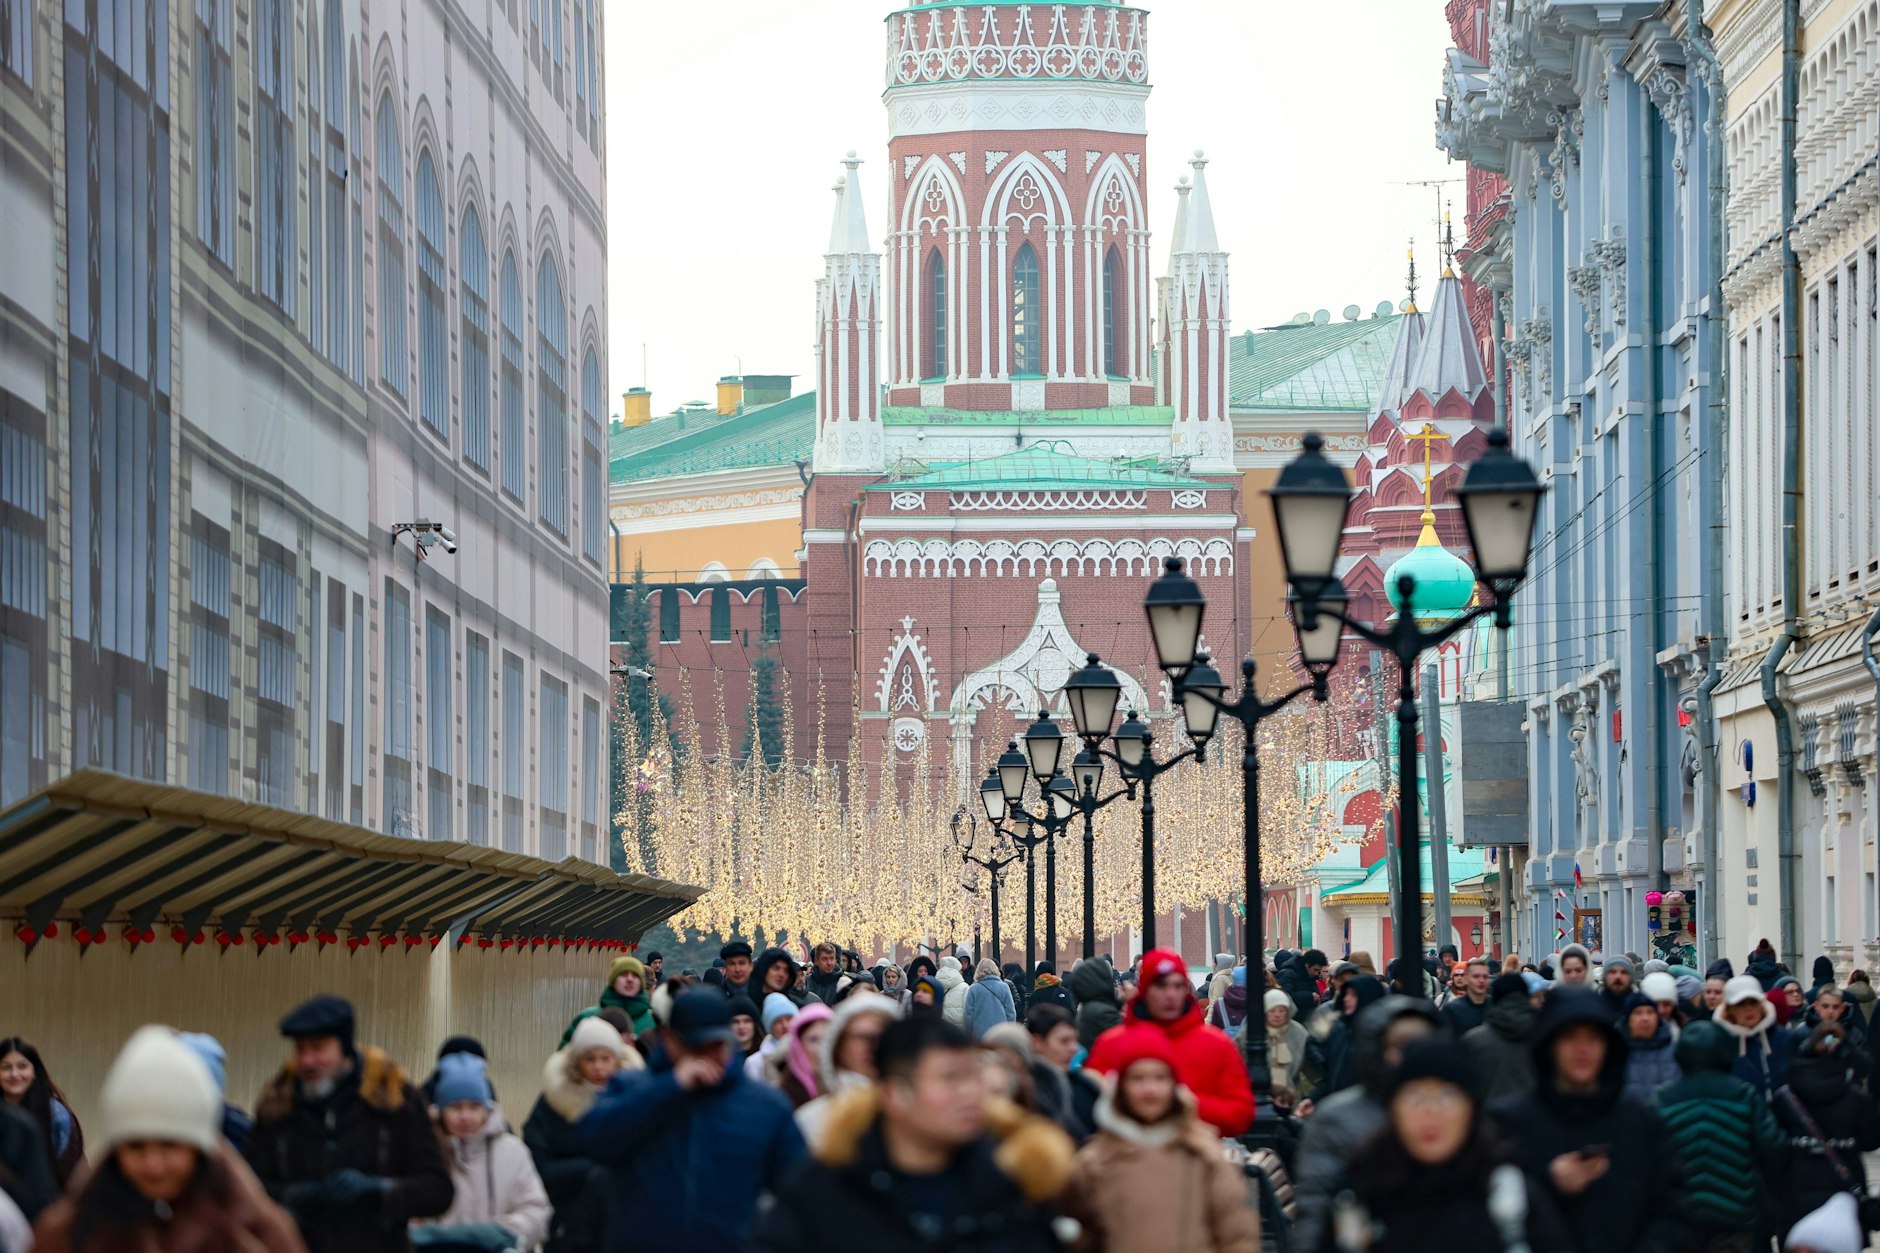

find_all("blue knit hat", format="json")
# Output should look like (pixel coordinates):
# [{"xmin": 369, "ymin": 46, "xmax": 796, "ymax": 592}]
[
  {"xmin": 175, "ymin": 1032, "xmax": 228, "ymax": 1096},
  {"xmin": 432, "ymin": 1052, "xmax": 494, "ymax": 1109}
]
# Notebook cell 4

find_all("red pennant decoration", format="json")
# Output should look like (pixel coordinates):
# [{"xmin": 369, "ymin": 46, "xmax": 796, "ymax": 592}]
[{"xmin": 14, "ymin": 925, "xmax": 36, "ymax": 945}]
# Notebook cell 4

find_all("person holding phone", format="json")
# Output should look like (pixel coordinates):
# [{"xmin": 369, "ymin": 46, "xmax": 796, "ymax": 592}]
[{"xmin": 1489, "ymin": 987, "xmax": 1682, "ymax": 1252}]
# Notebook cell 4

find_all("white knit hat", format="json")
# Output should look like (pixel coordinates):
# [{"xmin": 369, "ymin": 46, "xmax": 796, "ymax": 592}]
[
  {"xmin": 1263, "ymin": 989, "xmax": 1293, "ymax": 1016},
  {"xmin": 1785, "ymin": 1192, "xmax": 1862, "ymax": 1253},
  {"xmin": 566, "ymin": 1015, "xmax": 628, "ymax": 1061},
  {"xmin": 1724, "ymin": 974, "xmax": 1766, "ymax": 1006},
  {"xmin": 99, "ymin": 1026, "xmax": 222, "ymax": 1151},
  {"xmin": 1640, "ymin": 972, "xmax": 1680, "ymax": 1004}
]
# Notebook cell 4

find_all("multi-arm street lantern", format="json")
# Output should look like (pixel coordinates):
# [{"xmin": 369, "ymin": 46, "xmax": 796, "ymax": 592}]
[
  {"xmin": 997, "ymin": 741, "xmax": 1030, "ymax": 807},
  {"xmin": 1023, "ymin": 710, "xmax": 1067, "ymax": 782}
]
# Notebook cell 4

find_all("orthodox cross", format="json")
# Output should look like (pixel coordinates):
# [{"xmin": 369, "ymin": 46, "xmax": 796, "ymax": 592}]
[{"xmin": 1408, "ymin": 423, "xmax": 1451, "ymax": 508}]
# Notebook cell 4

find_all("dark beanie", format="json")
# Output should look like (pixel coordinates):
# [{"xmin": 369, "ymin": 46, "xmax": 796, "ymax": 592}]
[
  {"xmin": 1389, "ymin": 1034, "xmax": 1478, "ymax": 1100},
  {"xmin": 1490, "ymin": 973, "xmax": 1529, "ymax": 1004},
  {"xmin": 435, "ymin": 1034, "xmax": 485, "ymax": 1061},
  {"xmin": 280, "ymin": 995, "xmax": 356, "ymax": 1053},
  {"xmin": 1813, "ymin": 955, "xmax": 1836, "ymax": 984}
]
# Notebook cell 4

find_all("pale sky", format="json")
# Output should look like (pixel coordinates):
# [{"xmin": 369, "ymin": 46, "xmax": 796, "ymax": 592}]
[{"xmin": 603, "ymin": 1, "xmax": 1459, "ymax": 413}]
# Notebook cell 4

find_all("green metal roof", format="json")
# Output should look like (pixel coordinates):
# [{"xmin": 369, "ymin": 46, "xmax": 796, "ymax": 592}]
[
  {"xmin": 870, "ymin": 446, "xmax": 1205, "ymax": 492},
  {"xmin": 1319, "ymin": 842, "xmax": 1487, "ymax": 898},
  {"xmin": 1229, "ymin": 315, "xmax": 1404, "ymax": 412},
  {"xmin": 882, "ymin": 404, "xmax": 1172, "ymax": 427},
  {"xmin": 609, "ymin": 391, "xmax": 816, "ymax": 484}
]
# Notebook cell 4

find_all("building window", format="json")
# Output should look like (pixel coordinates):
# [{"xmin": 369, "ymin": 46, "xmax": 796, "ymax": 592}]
[
  {"xmin": 324, "ymin": 576, "xmax": 346, "ymax": 819},
  {"xmin": 2, "ymin": 0, "xmax": 33, "ymax": 85},
  {"xmin": 425, "ymin": 604, "xmax": 451, "ymax": 841},
  {"xmin": 375, "ymin": 93, "xmax": 407, "ymax": 396},
  {"xmin": 322, "ymin": 0, "xmax": 352, "ymax": 374},
  {"xmin": 539, "ymin": 673, "xmax": 569, "ymax": 860},
  {"xmin": 578, "ymin": 0, "xmax": 598, "ymax": 148},
  {"xmin": 925, "ymin": 249, "xmax": 947, "ymax": 379},
  {"xmin": 195, "ymin": 0, "xmax": 234, "ymax": 266},
  {"xmin": 256, "ymin": 542, "xmax": 297, "ymax": 807},
  {"xmin": 581, "ymin": 694, "xmax": 600, "ymax": 862},
  {"xmin": 307, "ymin": 570, "xmax": 321, "ymax": 791},
  {"xmin": 464, "ymin": 630, "xmax": 489, "ymax": 843},
  {"xmin": 254, "ymin": 0, "xmax": 294, "ymax": 311},
  {"xmin": 1103, "ymin": 246, "xmax": 1123, "ymax": 376},
  {"xmin": 760, "ymin": 585, "xmax": 780, "ymax": 643},
  {"xmin": 0, "ymin": 397, "xmax": 49, "ymax": 806},
  {"xmin": 415, "ymin": 154, "xmax": 448, "ymax": 441},
  {"xmin": 658, "ymin": 590, "xmax": 680, "ymax": 643},
  {"xmin": 350, "ymin": 591, "xmax": 364, "ymax": 822},
  {"xmin": 537, "ymin": 255, "xmax": 569, "ymax": 537},
  {"xmin": 499, "ymin": 252, "xmax": 526, "ymax": 503},
  {"xmin": 581, "ymin": 348, "xmax": 604, "ymax": 564},
  {"xmin": 187, "ymin": 518, "xmax": 231, "ymax": 795},
  {"xmin": 501, "ymin": 650, "xmax": 524, "ymax": 850},
  {"xmin": 709, "ymin": 588, "xmax": 730, "ymax": 642},
  {"xmin": 461, "ymin": 207, "xmax": 491, "ymax": 473},
  {"xmin": 1011, "ymin": 242, "xmax": 1041, "ymax": 376},
  {"xmin": 383, "ymin": 579, "xmax": 412, "ymax": 833},
  {"xmin": 65, "ymin": 0, "xmax": 173, "ymax": 781}
]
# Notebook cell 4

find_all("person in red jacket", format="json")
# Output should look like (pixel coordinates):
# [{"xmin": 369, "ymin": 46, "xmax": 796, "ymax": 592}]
[{"xmin": 1085, "ymin": 949, "xmax": 1254, "ymax": 1137}]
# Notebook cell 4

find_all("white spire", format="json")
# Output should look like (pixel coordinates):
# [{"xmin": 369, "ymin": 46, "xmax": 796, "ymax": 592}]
[
  {"xmin": 826, "ymin": 151, "xmax": 872, "ymax": 257},
  {"xmin": 1180, "ymin": 150, "xmax": 1220, "ymax": 254},
  {"xmin": 1169, "ymin": 175, "xmax": 1191, "ymax": 261},
  {"xmin": 1408, "ymin": 270, "xmax": 1490, "ymax": 404}
]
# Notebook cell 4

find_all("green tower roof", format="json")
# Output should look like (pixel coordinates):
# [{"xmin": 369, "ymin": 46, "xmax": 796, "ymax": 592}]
[{"xmin": 1384, "ymin": 513, "xmax": 1477, "ymax": 623}]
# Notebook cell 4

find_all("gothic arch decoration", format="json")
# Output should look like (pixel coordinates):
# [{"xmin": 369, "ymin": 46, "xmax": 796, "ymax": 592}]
[
  {"xmin": 945, "ymin": 579, "xmax": 1151, "ymax": 775},
  {"xmin": 863, "ymin": 535, "xmax": 1234, "ymax": 579},
  {"xmin": 898, "ymin": 156, "xmax": 967, "ymax": 386},
  {"xmin": 875, "ymin": 616, "xmax": 939, "ymax": 715},
  {"xmin": 1084, "ymin": 154, "xmax": 1144, "ymax": 237},
  {"xmin": 984, "ymin": 153, "xmax": 1071, "ymax": 232},
  {"xmin": 901, "ymin": 156, "xmax": 965, "ymax": 236}
]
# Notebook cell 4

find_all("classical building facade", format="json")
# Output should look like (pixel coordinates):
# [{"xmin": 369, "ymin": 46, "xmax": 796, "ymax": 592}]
[
  {"xmin": 1437, "ymin": 0, "xmax": 1730, "ymax": 961},
  {"xmin": 0, "ymin": 0, "xmax": 613, "ymax": 860}
]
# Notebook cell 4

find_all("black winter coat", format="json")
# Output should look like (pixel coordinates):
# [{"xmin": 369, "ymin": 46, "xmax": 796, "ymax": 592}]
[
  {"xmin": 1322, "ymin": 1130, "xmax": 1573, "ymax": 1253},
  {"xmin": 243, "ymin": 1048, "xmax": 453, "ymax": 1253},
  {"xmin": 1462, "ymin": 998, "xmax": 1538, "ymax": 1104},
  {"xmin": 747, "ymin": 1106, "xmax": 1068, "ymax": 1253},
  {"xmin": 521, "ymin": 1093, "xmax": 607, "ymax": 1253},
  {"xmin": 0, "ymin": 1101, "xmax": 56, "ymax": 1221},
  {"xmin": 1277, "ymin": 952, "xmax": 1319, "ymax": 1019},
  {"xmin": 1489, "ymin": 990, "xmax": 1683, "ymax": 1253},
  {"xmin": 1771, "ymin": 1053, "xmax": 1880, "ymax": 1231}
]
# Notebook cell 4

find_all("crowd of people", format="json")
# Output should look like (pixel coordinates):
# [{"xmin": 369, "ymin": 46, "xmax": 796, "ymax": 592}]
[{"xmin": 0, "ymin": 936, "xmax": 1875, "ymax": 1252}]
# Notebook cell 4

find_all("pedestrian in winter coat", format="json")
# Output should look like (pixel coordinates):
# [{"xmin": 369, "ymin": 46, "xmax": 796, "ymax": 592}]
[
  {"xmin": 0, "ymin": 1101, "xmax": 56, "ymax": 1224},
  {"xmin": 1845, "ymin": 969, "xmax": 1876, "ymax": 1029},
  {"xmin": 174, "ymin": 1032, "xmax": 254, "ymax": 1155},
  {"xmin": 523, "ymin": 1016, "xmax": 639, "ymax": 1253},
  {"xmin": 1263, "ymin": 990, "xmax": 1308, "ymax": 1095},
  {"xmin": 1807, "ymin": 956, "xmax": 1837, "ymax": 1002},
  {"xmin": 1554, "ymin": 944, "xmax": 1592, "ymax": 988},
  {"xmin": 1071, "ymin": 958, "xmax": 1123, "ymax": 1048},
  {"xmin": 1462, "ymin": 974, "xmax": 1539, "ymax": 1104},
  {"xmin": 411, "ymin": 1054, "xmax": 550, "ymax": 1252},
  {"xmin": 419, "ymin": 1036, "xmax": 489, "ymax": 1108},
  {"xmin": 1324, "ymin": 1037, "xmax": 1571, "ymax": 1253},
  {"xmin": 1489, "ymin": 988, "xmax": 1682, "ymax": 1253},
  {"xmin": 1003, "ymin": 962, "xmax": 1033, "ymax": 1019},
  {"xmin": 581, "ymin": 989, "xmax": 806, "ymax": 1253},
  {"xmin": 807, "ymin": 943, "xmax": 847, "ymax": 1006},
  {"xmin": 747, "ymin": 1016, "xmax": 1074, "ymax": 1253},
  {"xmin": 32, "ymin": 1027, "xmax": 306, "ymax": 1253},
  {"xmin": 1771, "ymin": 1023, "xmax": 1880, "ymax": 1237},
  {"xmin": 908, "ymin": 975, "xmax": 943, "ymax": 1015},
  {"xmin": 1024, "ymin": 1004, "xmax": 1097, "ymax": 1143},
  {"xmin": 1206, "ymin": 953, "xmax": 1236, "ymax": 1008},
  {"xmin": 936, "ymin": 956, "xmax": 971, "ymax": 1027},
  {"xmin": 877, "ymin": 963, "xmax": 910, "ymax": 1007},
  {"xmin": 0, "ymin": 1037, "xmax": 84, "ymax": 1188},
  {"xmin": 1278, "ymin": 949, "xmax": 1326, "ymax": 1020},
  {"xmin": 1030, "ymin": 962, "xmax": 1076, "ymax": 1016},
  {"xmin": 1654, "ymin": 1019, "xmax": 1788, "ymax": 1250},
  {"xmin": 1440, "ymin": 959, "xmax": 1493, "ymax": 1035},
  {"xmin": 727, "ymin": 993, "xmax": 763, "ymax": 1061},
  {"xmin": 1746, "ymin": 939, "xmax": 1784, "ymax": 992},
  {"xmin": 1206, "ymin": 966, "xmax": 1251, "ymax": 1039},
  {"xmin": 1289, "ymin": 994, "xmax": 1443, "ymax": 1253},
  {"xmin": 1086, "ymin": 950, "xmax": 1255, "ymax": 1137},
  {"xmin": 1062, "ymin": 1027, "xmax": 1259, "ymax": 1253},
  {"xmin": 243, "ymin": 996, "xmax": 452, "ymax": 1253},
  {"xmin": 1801, "ymin": 986, "xmax": 1872, "ymax": 1083},
  {"xmin": 559, "ymin": 956, "xmax": 656, "ymax": 1047},
  {"xmin": 906, "ymin": 954, "xmax": 938, "ymax": 986},
  {"xmin": 719, "ymin": 940, "xmax": 757, "ymax": 1002},
  {"xmin": 755, "ymin": 947, "xmax": 814, "ymax": 1009},
  {"xmin": 797, "ymin": 993, "xmax": 899, "ymax": 1151},
  {"xmin": 772, "ymin": 1003, "xmax": 834, "ymax": 1108},
  {"xmin": 1619, "ymin": 992, "xmax": 1682, "ymax": 1106},
  {"xmin": 1307, "ymin": 975, "xmax": 1391, "ymax": 1102},
  {"xmin": 967, "ymin": 958, "xmax": 1018, "ymax": 1036},
  {"xmin": 1715, "ymin": 975, "xmax": 1794, "ymax": 1099}
]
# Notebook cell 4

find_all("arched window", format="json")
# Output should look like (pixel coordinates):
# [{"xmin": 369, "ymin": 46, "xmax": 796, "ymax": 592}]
[
  {"xmin": 460, "ymin": 207, "xmax": 490, "ymax": 472},
  {"xmin": 499, "ymin": 251, "xmax": 526, "ymax": 502},
  {"xmin": 580, "ymin": 347, "xmax": 604, "ymax": 564},
  {"xmin": 375, "ymin": 93, "xmax": 407, "ymax": 395},
  {"xmin": 1011, "ymin": 242, "xmax": 1041, "ymax": 376},
  {"xmin": 924, "ymin": 248, "xmax": 947, "ymax": 380},
  {"xmin": 536, "ymin": 253, "xmax": 569, "ymax": 538},
  {"xmin": 415, "ymin": 155, "xmax": 447, "ymax": 440},
  {"xmin": 1103, "ymin": 246, "xmax": 1124, "ymax": 377}
]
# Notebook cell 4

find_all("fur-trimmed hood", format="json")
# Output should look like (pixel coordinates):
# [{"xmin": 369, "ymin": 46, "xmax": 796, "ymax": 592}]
[
  {"xmin": 1090, "ymin": 1080, "xmax": 1216, "ymax": 1155},
  {"xmin": 541, "ymin": 1042, "xmax": 643, "ymax": 1122},
  {"xmin": 813, "ymin": 1086, "xmax": 1074, "ymax": 1204},
  {"xmin": 254, "ymin": 1046, "xmax": 409, "ymax": 1124}
]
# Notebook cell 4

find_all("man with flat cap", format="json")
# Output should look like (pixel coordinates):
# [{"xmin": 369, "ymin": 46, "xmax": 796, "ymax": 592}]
[
  {"xmin": 719, "ymin": 939, "xmax": 756, "ymax": 1001},
  {"xmin": 244, "ymin": 994, "xmax": 452, "ymax": 1253}
]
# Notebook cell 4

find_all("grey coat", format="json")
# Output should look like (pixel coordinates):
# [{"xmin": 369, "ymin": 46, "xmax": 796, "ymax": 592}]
[{"xmin": 965, "ymin": 975, "xmax": 1017, "ymax": 1037}]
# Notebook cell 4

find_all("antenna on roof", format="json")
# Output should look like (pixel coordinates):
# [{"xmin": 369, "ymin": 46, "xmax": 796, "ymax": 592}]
[{"xmin": 1405, "ymin": 239, "xmax": 1419, "ymax": 315}]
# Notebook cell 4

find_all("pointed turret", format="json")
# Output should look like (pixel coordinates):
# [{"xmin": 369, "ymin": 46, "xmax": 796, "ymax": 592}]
[
  {"xmin": 813, "ymin": 153, "xmax": 885, "ymax": 474},
  {"xmin": 1160, "ymin": 151, "xmax": 1234, "ymax": 474},
  {"xmin": 1405, "ymin": 268, "xmax": 1491, "ymax": 417},
  {"xmin": 1375, "ymin": 302, "xmax": 1427, "ymax": 420}
]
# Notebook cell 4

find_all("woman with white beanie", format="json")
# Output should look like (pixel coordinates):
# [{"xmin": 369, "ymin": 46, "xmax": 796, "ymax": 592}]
[
  {"xmin": 522, "ymin": 1017, "xmax": 638, "ymax": 1253},
  {"xmin": 31, "ymin": 1026, "xmax": 306, "ymax": 1253},
  {"xmin": 1263, "ymin": 990, "xmax": 1308, "ymax": 1097}
]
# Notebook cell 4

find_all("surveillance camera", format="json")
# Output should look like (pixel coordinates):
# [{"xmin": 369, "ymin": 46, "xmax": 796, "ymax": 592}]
[
  {"xmin": 438, "ymin": 525, "xmax": 457, "ymax": 544},
  {"xmin": 441, "ymin": 537, "xmax": 458, "ymax": 555}
]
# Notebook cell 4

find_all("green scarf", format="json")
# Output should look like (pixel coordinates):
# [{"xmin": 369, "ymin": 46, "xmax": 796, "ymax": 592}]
[{"xmin": 600, "ymin": 985, "xmax": 655, "ymax": 1036}]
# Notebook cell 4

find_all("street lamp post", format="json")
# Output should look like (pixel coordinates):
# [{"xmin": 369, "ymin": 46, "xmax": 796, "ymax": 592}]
[
  {"xmin": 1108, "ymin": 712, "xmax": 1197, "ymax": 952},
  {"xmin": 1063, "ymin": 654, "xmax": 1169, "ymax": 957},
  {"xmin": 956, "ymin": 798, "xmax": 1023, "ymax": 963},
  {"xmin": 1267, "ymin": 429, "xmax": 1544, "ymax": 986},
  {"xmin": 991, "ymin": 721, "xmax": 1076, "ymax": 972},
  {"xmin": 1139, "ymin": 561, "xmax": 1342, "ymax": 1102}
]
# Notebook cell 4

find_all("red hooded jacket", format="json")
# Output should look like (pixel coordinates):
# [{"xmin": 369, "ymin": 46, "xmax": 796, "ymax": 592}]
[{"xmin": 1084, "ymin": 949, "xmax": 1255, "ymax": 1136}]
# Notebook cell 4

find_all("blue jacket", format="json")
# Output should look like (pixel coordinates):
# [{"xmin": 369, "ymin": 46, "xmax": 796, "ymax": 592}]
[
  {"xmin": 965, "ymin": 973, "xmax": 1016, "ymax": 1036},
  {"xmin": 578, "ymin": 1052, "xmax": 806, "ymax": 1253}
]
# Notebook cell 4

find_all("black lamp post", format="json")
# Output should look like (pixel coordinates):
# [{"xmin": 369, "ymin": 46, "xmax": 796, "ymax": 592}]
[
  {"xmin": 1139, "ymin": 561, "xmax": 1343, "ymax": 1104},
  {"xmin": 956, "ymin": 795, "xmax": 1023, "ymax": 964},
  {"xmin": 995, "ymin": 716, "xmax": 1077, "ymax": 974},
  {"xmin": 1268, "ymin": 429, "xmax": 1544, "ymax": 988},
  {"xmin": 1107, "ymin": 709, "xmax": 1196, "ymax": 952},
  {"xmin": 1063, "ymin": 654, "xmax": 1151, "ymax": 958}
]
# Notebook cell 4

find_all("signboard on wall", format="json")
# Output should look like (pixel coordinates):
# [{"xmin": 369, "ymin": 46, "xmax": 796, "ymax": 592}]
[{"xmin": 1455, "ymin": 700, "xmax": 1529, "ymax": 846}]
